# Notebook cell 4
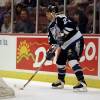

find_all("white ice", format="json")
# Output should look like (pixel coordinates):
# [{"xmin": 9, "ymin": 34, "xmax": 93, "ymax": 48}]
[{"xmin": 2, "ymin": 78, "xmax": 100, "ymax": 100}]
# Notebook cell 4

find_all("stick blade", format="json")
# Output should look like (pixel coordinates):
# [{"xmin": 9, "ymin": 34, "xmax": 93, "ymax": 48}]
[{"xmin": 14, "ymin": 84, "xmax": 24, "ymax": 90}]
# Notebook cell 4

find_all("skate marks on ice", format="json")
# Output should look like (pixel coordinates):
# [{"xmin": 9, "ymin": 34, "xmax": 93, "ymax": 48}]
[{"xmin": 3, "ymin": 78, "xmax": 100, "ymax": 100}]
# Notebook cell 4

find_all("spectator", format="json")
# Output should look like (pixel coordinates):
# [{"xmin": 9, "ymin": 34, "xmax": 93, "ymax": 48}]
[
  {"xmin": 0, "ymin": 0, "xmax": 11, "ymax": 31},
  {"xmin": 0, "ymin": 8, "xmax": 4, "ymax": 31},
  {"xmin": 86, "ymin": 8, "xmax": 93, "ymax": 33},
  {"xmin": 14, "ymin": 8, "xmax": 35, "ymax": 33},
  {"xmin": 4, "ymin": 0, "xmax": 11, "ymax": 13},
  {"xmin": 74, "ymin": 9, "xmax": 88, "ymax": 33},
  {"xmin": 1, "ymin": 13, "xmax": 11, "ymax": 33},
  {"xmin": 0, "ymin": 0, "xmax": 8, "ymax": 7},
  {"xmin": 58, "ymin": 0, "xmax": 64, "ymax": 5},
  {"xmin": 39, "ymin": 0, "xmax": 50, "ymax": 7},
  {"xmin": 96, "ymin": 0, "xmax": 100, "ymax": 33},
  {"xmin": 14, "ymin": 3, "xmax": 26, "ymax": 20},
  {"xmin": 67, "ymin": 0, "xmax": 89, "ymax": 33},
  {"xmin": 22, "ymin": 0, "xmax": 36, "ymax": 8},
  {"xmin": 14, "ymin": 0, "xmax": 23, "ymax": 5},
  {"xmin": 22, "ymin": 0, "xmax": 36, "ymax": 15}
]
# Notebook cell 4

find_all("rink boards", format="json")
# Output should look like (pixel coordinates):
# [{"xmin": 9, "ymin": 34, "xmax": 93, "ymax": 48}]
[{"xmin": 0, "ymin": 34, "xmax": 100, "ymax": 88}]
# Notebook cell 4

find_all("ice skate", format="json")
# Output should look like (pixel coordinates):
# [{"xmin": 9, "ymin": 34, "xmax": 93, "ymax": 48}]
[
  {"xmin": 73, "ymin": 81, "xmax": 87, "ymax": 92},
  {"xmin": 52, "ymin": 80, "xmax": 64, "ymax": 89}
]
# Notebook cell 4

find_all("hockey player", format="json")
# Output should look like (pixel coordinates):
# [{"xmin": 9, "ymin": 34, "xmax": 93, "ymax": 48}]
[{"xmin": 46, "ymin": 4, "xmax": 87, "ymax": 92}]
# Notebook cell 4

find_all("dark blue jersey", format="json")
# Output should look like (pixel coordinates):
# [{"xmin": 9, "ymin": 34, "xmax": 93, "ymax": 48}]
[{"xmin": 48, "ymin": 14, "xmax": 83, "ymax": 49}]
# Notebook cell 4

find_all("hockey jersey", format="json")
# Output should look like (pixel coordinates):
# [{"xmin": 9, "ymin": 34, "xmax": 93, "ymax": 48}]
[{"xmin": 48, "ymin": 14, "xmax": 83, "ymax": 49}]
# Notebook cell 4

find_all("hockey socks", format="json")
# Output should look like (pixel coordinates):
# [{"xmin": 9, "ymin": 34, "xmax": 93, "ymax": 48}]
[
  {"xmin": 52, "ymin": 67, "xmax": 66, "ymax": 89},
  {"xmin": 72, "ymin": 64, "xmax": 84, "ymax": 81},
  {"xmin": 58, "ymin": 67, "xmax": 66, "ymax": 83},
  {"xmin": 72, "ymin": 64, "xmax": 87, "ymax": 91}
]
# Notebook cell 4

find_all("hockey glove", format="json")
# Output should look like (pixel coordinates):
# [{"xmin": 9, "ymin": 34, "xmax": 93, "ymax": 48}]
[{"xmin": 46, "ymin": 45, "xmax": 56, "ymax": 60}]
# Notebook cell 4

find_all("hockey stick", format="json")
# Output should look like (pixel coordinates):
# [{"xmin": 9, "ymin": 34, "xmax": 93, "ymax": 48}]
[
  {"xmin": 14, "ymin": 46, "xmax": 56, "ymax": 90},
  {"xmin": 15, "ymin": 58, "xmax": 46, "ymax": 90}
]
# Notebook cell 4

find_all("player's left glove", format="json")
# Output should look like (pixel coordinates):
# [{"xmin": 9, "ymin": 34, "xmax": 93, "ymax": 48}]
[{"xmin": 46, "ymin": 45, "xmax": 57, "ymax": 60}]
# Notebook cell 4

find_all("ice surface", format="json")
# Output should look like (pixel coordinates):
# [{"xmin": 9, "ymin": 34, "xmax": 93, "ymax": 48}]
[{"xmin": 2, "ymin": 78, "xmax": 100, "ymax": 100}]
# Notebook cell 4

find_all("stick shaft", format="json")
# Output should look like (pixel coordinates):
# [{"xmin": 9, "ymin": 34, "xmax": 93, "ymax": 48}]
[{"xmin": 22, "ymin": 59, "xmax": 46, "ymax": 89}]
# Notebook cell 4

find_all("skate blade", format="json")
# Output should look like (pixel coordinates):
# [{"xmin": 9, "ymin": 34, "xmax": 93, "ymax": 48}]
[
  {"xmin": 73, "ymin": 87, "xmax": 87, "ymax": 92},
  {"xmin": 52, "ymin": 85, "xmax": 64, "ymax": 89}
]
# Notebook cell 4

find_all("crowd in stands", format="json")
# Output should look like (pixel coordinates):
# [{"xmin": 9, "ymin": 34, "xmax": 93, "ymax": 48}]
[{"xmin": 0, "ymin": 0, "xmax": 100, "ymax": 34}]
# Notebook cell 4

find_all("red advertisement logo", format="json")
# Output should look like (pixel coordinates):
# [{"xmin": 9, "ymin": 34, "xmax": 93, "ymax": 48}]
[{"xmin": 16, "ymin": 37, "xmax": 98, "ymax": 76}]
